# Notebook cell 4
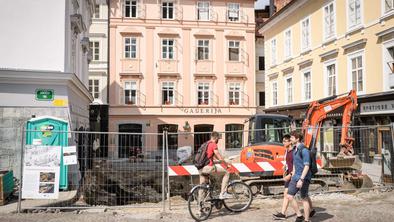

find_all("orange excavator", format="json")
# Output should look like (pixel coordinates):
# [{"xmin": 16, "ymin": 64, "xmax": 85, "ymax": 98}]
[{"xmin": 238, "ymin": 90, "xmax": 372, "ymax": 195}]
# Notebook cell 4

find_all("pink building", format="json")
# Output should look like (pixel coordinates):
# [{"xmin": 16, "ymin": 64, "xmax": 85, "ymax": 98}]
[{"xmin": 109, "ymin": 0, "xmax": 256, "ymax": 158}]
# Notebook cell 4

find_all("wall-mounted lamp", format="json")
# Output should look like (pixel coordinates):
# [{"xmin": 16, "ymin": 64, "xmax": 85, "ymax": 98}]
[
  {"xmin": 146, "ymin": 120, "xmax": 151, "ymax": 127},
  {"xmin": 183, "ymin": 121, "xmax": 191, "ymax": 132}
]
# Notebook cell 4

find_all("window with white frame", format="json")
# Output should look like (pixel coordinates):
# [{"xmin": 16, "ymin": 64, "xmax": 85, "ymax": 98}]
[
  {"xmin": 285, "ymin": 77, "xmax": 293, "ymax": 104},
  {"xmin": 124, "ymin": 81, "xmax": 137, "ymax": 105},
  {"xmin": 271, "ymin": 39, "xmax": 277, "ymax": 66},
  {"xmin": 228, "ymin": 83, "xmax": 241, "ymax": 105},
  {"xmin": 301, "ymin": 17, "xmax": 311, "ymax": 51},
  {"xmin": 162, "ymin": 82, "xmax": 175, "ymax": 105},
  {"xmin": 162, "ymin": 1, "xmax": 174, "ymax": 19},
  {"xmin": 349, "ymin": 52, "xmax": 364, "ymax": 93},
  {"xmin": 229, "ymin": 41, "xmax": 240, "ymax": 61},
  {"xmin": 93, "ymin": 4, "xmax": 100, "ymax": 18},
  {"xmin": 384, "ymin": 0, "xmax": 394, "ymax": 14},
  {"xmin": 197, "ymin": 83, "xmax": 210, "ymax": 105},
  {"xmin": 326, "ymin": 62, "xmax": 337, "ymax": 96},
  {"xmin": 324, "ymin": 2, "xmax": 335, "ymax": 40},
  {"xmin": 89, "ymin": 41, "xmax": 100, "ymax": 61},
  {"xmin": 284, "ymin": 29, "xmax": 292, "ymax": 59},
  {"xmin": 348, "ymin": 0, "xmax": 361, "ymax": 30},
  {"xmin": 125, "ymin": 0, "xmax": 138, "ymax": 18},
  {"xmin": 124, "ymin": 37, "xmax": 137, "ymax": 59},
  {"xmin": 89, "ymin": 79, "xmax": 100, "ymax": 99},
  {"xmin": 197, "ymin": 40, "xmax": 209, "ymax": 60},
  {"xmin": 387, "ymin": 46, "xmax": 394, "ymax": 89},
  {"xmin": 162, "ymin": 39, "xmax": 175, "ymax": 59},
  {"xmin": 227, "ymin": 3, "xmax": 240, "ymax": 22},
  {"xmin": 197, "ymin": 1, "xmax": 210, "ymax": 21},
  {"xmin": 303, "ymin": 71, "xmax": 312, "ymax": 101},
  {"xmin": 272, "ymin": 81, "xmax": 278, "ymax": 106}
]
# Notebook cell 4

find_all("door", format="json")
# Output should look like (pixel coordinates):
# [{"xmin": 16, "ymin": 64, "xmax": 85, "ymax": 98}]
[
  {"xmin": 194, "ymin": 124, "xmax": 214, "ymax": 152},
  {"xmin": 379, "ymin": 127, "xmax": 394, "ymax": 183},
  {"xmin": 118, "ymin": 124, "xmax": 143, "ymax": 158}
]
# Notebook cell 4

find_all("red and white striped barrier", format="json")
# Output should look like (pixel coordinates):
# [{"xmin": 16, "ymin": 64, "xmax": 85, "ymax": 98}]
[{"xmin": 168, "ymin": 159, "xmax": 323, "ymax": 176}]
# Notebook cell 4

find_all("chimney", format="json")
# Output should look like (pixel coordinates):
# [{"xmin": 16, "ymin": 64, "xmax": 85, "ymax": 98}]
[{"xmin": 269, "ymin": 0, "xmax": 275, "ymax": 17}]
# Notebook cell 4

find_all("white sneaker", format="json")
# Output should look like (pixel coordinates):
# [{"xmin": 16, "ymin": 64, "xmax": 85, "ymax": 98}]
[{"xmin": 219, "ymin": 192, "xmax": 233, "ymax": 199}]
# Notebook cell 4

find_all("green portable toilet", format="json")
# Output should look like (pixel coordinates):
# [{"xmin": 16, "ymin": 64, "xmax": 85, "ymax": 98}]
[{"xmin": 26, "ymin": 116, "xmax": 69, "ymax": 190}]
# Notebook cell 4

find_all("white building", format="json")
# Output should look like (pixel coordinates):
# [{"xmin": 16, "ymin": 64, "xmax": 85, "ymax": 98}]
[
  {"xmin": 89, "ymin": 3, "xmax": 108, "ymax": 104},
  {"xmin": 0, "ymin": 0, "xmax": 96, "ymax": 176}
]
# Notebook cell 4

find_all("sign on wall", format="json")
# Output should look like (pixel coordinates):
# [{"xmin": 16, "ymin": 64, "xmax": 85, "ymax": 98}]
[
  {"xmin": 360, "ymin": 100, "xmax": 394, "ymax": 115},
  {"xmin": 35, "ymin": 89, "xmax": 54, "ymax": 101}
]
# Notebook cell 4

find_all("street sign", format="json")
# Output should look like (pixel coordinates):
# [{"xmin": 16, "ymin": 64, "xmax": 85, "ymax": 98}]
[{"xmin": 35, "ymin": 89, "xmax": 54, "ymax": 101}]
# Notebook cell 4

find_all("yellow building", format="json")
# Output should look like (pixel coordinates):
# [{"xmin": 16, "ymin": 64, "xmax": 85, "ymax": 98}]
[{"xmin": 260, "ymin": 0, "xmax": 394, "ymax": 126}]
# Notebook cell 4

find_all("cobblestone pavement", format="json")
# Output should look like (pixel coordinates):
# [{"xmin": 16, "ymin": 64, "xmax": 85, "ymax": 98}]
[{"xmin": 1, "ymin": 190, "xmax": 394, "ymax": 222}]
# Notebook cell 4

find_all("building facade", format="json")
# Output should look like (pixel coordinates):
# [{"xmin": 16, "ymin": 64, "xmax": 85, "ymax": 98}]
[
  {"xmin": 260, "ymin": 0, "xmax": 394, "ymax": 163},
  {"xmin": 261, "ymin": 0, "xmax": 394, "ymax": 122},
  {"xmin": 0, "ymin": 0, "xmax": 95, "ymax": 176},
  {"xmin": 89, "ymin": 3, "xmax": 108, "ymax": 104},
  {"xmin": 255, "ymin": 7, "xmax": 270, "ymax": 111},
  {"xmin": 109, "ymin": 0, "xmax": 256, "ymax": 158}
]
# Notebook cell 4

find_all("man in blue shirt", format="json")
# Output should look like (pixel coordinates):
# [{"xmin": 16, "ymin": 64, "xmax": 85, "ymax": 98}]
[{"xmin": 287, "ymin": 131, "xmax": 315, "ymax": 222}]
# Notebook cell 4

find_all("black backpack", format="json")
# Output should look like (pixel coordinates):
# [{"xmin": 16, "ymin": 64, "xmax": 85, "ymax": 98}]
[
  {"xmin": 299, "ymin": 146, "xmax": 318, "ymax": 176},
  {"xmin": 194, "ymin": 141, "xmax": 211, "ymax": 170}
]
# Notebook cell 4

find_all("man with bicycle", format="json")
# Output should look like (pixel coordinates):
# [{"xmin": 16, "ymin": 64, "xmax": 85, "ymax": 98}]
[{"xmin": 199, "ymin": 131, "xmax": 232, "ymax": 199}]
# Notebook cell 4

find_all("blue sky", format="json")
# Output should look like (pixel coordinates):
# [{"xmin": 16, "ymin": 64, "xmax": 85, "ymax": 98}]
[{"xmin": 255, "ymin": 0, "xmax": 270, "ymax": 9}]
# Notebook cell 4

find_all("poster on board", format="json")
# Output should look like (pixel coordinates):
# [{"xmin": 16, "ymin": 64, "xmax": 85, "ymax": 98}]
[
  {"xmin": 22, "ymin": 145, "xmax": 61, "ymax": 199},
  {"xmin": 63, "ymin": 146, "xmax": 78, "ymax": 165}
]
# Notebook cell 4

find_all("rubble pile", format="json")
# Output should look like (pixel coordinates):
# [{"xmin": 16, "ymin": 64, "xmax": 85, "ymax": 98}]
[{"xmin": 83, "ymin": 160, "xmax": 162, "ymax": 206}]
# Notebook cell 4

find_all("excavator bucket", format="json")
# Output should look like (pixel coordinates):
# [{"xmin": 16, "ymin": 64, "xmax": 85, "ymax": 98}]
[{"xmin": 325, "ymin": 155, "xmax": 362, "ymax": 171}]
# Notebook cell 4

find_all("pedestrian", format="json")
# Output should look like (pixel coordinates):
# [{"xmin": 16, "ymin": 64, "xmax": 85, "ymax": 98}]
[
  {"xmin": 287, "ymin": 131, "xmax": 316, "ymax": 222},
  {"xmin": 273, "ymin": 134, "xmax": 304, "ymax": 221}
]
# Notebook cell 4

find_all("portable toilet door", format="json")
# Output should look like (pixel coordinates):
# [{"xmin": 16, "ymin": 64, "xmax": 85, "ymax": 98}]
[{"xmin": 26, "ymin": 116, "xmax": 69, "ymax": 190}]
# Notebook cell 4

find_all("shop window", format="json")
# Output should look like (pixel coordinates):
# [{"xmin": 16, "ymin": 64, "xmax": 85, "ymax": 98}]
[
  {"xmin": 158, "ymin": 124, "xmax": 178, "ymax": 150},
  {"xmin": 118, "ymin": 124, "xmax": 142, "ymax": 158},
  {"xmin": 225, "ymin": 124, "xmax": 243, "ymax": 149}
]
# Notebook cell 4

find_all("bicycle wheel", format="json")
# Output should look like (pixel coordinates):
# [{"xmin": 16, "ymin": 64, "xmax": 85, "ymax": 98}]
[
  {"xmin": 223, "ymin": 181, "xmax": 253, "ymax": 212},
  {"xmin": 188, "ymin": 185, "xmax": 213, "ymax": 221}
]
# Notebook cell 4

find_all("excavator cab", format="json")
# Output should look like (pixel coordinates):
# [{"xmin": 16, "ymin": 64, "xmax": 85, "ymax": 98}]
[{"xmin": 240, "ymin": 115, "xmax": 291, "ymax": 168}]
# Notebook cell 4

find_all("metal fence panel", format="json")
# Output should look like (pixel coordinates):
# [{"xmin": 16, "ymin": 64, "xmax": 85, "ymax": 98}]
[{"xmin": 18, "ymin": 130, "xmax": 166, "ymax": 211}]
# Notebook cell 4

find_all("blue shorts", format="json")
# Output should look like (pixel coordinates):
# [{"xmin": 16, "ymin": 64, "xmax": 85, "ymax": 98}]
[
  {"xmin": 287, "ymin": 179, "xmax": 310, "ymax": 199},
  {"xmin": 284, "ymin": 180, "xmax": 290, "ymax": 188}
]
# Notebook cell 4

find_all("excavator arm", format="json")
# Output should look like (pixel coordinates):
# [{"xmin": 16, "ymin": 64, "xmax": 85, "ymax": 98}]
[{"xmin": 302, "ymin": 90, "xmax": 358, "ymax": 156}]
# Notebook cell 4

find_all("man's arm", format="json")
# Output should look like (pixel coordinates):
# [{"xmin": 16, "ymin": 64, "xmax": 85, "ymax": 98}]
[
  {"xmin": 299, "ymin": 148, "xmax": 311, "ymax": 180},
  {"xmin": 213, "ymin": 149, "xmax": 225, "ymax": 162}
]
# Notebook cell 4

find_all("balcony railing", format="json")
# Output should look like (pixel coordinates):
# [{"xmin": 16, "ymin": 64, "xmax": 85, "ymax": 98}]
[
  {"xmin": 174, "ymin": 89, "xmax": 184, "ymax": 107},
  {"xmin": 120, "ymin": 90, "xmax": 146, "ymax": 108},
  {"xmin": 210, "ymin": 91, "xmax": 219, "ymax": 107}
]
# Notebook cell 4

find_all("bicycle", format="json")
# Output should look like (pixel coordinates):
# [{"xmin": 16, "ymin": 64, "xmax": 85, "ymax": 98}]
[{"xmin": 187, "ymin": 172, "xmax": 253, "ymax": 221}]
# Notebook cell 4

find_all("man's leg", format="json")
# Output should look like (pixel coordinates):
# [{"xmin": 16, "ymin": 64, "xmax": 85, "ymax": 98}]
[
  {"xmin": 215, "ymin": 166, "xmax": 230, "ymax": 194},
  {"xmin": 302, "ymin": 198, "xmax": 311, "ymax": 221},
  {"xmin": 300, "ymin": 180, "xmax": 311, "ymax": 221},
  {"xmin": 280, "ymin": 188, "xmax": 290, "ymax": 215},
  {"xmin": 290, "ymin": 196, "xmax": 303, "ymax": 217}
]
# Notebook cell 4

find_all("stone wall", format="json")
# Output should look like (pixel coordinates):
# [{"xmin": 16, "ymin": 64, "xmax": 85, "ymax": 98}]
[{"xmin": 0, "ymin": 107, "xmax": 69, "ymax": 179}]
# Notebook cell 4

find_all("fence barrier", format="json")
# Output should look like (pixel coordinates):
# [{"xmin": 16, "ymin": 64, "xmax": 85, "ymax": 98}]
[{"xmin": 0, "ymin": 124, "xmax": 392, "ymax": 211}]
